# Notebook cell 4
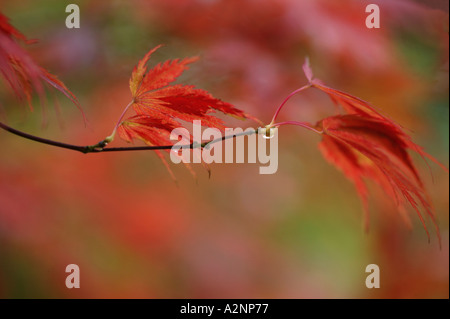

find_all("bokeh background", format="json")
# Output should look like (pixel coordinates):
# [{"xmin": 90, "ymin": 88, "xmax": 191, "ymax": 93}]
[{"xmin": 0, "ymin": 0, "xmax": 448, "ymax": 298}]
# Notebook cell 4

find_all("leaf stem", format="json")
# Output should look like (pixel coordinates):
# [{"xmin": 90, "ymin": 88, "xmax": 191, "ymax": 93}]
[
  {"xmin": 269, "ymin": 84, "xmax": 311, "ymax": 126},
  {"xmin": 108, "ymin": 100, "xmax": 135, "ymax": 141}
]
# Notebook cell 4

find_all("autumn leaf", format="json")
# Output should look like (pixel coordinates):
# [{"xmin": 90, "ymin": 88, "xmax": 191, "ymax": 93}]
[
  {"xmin": 317, "ymin": 114, "xmax": 444, "ymax": 242},
  {"xmin": 124, "ymin": 45, "xmax": 248, "ymax": 135},
  {"xmin": 116, "ymin": 45, "xmax": 252, "ymax": 178},
  {"xmin": 0, "ymin": 12, "xmax": 85, "ymax": 122},
  {"xmin": 302, "ymin": 57, "xmax": 448, "ymax": 172},
  {"xmin": 270, "ymin": 59, "xmax": 448, "ymax": 244}
]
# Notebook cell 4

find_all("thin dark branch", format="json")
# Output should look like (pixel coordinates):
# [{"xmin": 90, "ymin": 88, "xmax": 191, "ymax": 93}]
[
  {"xmin": 0, "ymin": 121, "xmax": 258, "ymax": 154},
  {"xmin": 0, "ymin": 121, "xmax": 88, "ymax": 153},
  {"xmin": 96, "ymin": 145, "xmax": 177, "ymax": 152}
]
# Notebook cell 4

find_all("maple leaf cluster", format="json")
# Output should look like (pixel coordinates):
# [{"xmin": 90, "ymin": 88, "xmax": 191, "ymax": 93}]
[
  {"xmin": 114, "ymin": 46, "xmax": 447, "ymax": 243},
  {"xmin": 0, "ymin": 12, "xmax": 446, "ymax": 244}
]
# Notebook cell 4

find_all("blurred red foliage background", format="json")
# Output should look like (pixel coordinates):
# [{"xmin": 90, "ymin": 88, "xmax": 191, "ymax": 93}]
[{"xmin": 0, "ymin": 0, "xmax": 448, "ymax": 298}]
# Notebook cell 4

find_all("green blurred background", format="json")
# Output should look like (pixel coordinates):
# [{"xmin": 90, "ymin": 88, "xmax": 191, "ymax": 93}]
[{"xmin": 0, "ymin": 0, "xmax": 448, "ymax": 298}]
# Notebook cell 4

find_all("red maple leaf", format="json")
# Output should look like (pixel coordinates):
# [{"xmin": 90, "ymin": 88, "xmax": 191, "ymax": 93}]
[
  {"xmin": 120, "ymin": 45, "xmax": 248, "ymax": 133},
  {"xmin": 302, "ymin": 58, "xmax": 448, "ymax": 173},
  {"xmin": 318, "ymin": 115, "xmax": 442, "ymax": 240},
  {"xmin": 0, "ymin": 12, "xmax": 85, "ymax": 121},
  {"xmin": 269, "ymin": 59, "xmax": 448, "ymax": 245},
  {"xmin": 116, "ymin": 45, "xmax": 252, "ymax": 178}
]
